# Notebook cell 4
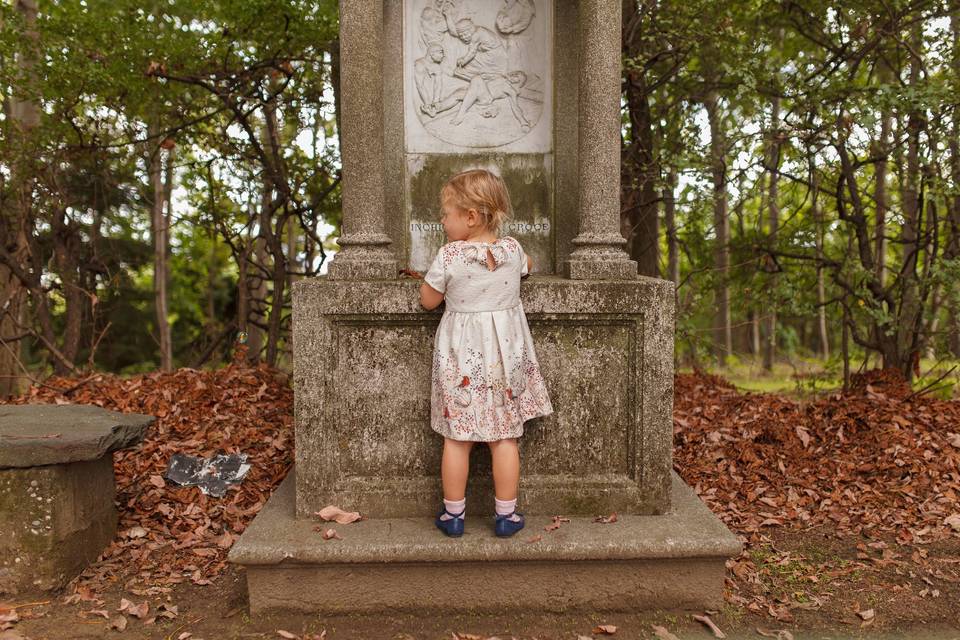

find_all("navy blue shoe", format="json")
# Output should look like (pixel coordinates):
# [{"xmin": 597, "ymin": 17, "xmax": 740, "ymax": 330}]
[
  {"xmin": 494, "ymin": 511, "xmax": 525, "ymax": 537},
  {"xmin": 435, "ymin": 506, "xmax": 465, "ymax": 537}
]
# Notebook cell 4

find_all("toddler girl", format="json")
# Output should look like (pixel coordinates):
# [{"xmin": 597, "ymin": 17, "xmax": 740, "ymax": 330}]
[{"xmin": 418, "ymin": 168, "xmax": 553, "ymax": 538}]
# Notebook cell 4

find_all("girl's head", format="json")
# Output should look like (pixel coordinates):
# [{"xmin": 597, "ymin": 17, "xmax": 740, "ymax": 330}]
[{"xmin": 439, "ymin": 169, "xmax": 512, "ymax": 242}]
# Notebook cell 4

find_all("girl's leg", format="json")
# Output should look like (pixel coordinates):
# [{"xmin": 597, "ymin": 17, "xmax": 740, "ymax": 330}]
[
  {"xmin": 488, "ymin": 437, "xmax": 519, "ymax": 501},
  {"xmin": 441, "ymin": 437, "xmax": 475, "ymax": 501}
]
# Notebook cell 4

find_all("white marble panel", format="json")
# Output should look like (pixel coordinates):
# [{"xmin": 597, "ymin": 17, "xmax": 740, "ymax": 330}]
[{"xmin": 403, "ymin": 0, "xmax": 553, "ymax": 153}]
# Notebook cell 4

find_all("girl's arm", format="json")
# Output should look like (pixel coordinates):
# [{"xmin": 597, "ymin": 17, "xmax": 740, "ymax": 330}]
[{"xmin": 420, "ymin": 281, "xmax": 445, "ymax": 310}]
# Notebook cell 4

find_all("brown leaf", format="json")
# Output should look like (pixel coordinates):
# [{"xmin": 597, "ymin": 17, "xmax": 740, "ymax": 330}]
[
  {"xmin": 149, "ymin": 475, "xmax": 166, "ymax": 488},
  {"xmin": 320, "ymin": 528, "xmax": 342, "ymax": 540},
  {"xmin": 526, "ymin": 534, "xmax": 543, "ymax": 543},
  {"xmin": 544, "ymin": 515, "xmax": 570, "ymax": 532},
  {"xmin": 651, "ymin": 625, "xmax": 681, "ymax": 640},
  {"xmin": 315, "ymin": 505, "xmax": 363, "ymax": 524},
  {"xmin": 593, "ymin": 512, "xmax": 618, "ymax": 524},
  {"xmin": 944, "ymin": 514, "xmax": 960, "ymax": 531},
  {"xmin": 856, "ymin": 608, "xmax": 875, "ymax": 621},
  {"xmin": 692, "ymin": 613, "xmax": 725, "ymax": 638},
  {"xmin": 109, "ymin": 615, "xmax": 128, "ymax": 631},
  {"xmin": 592, "ymin": 624, "xmax": 617, "ymax": 634},
  {"xmin": 277, "ymin": 632, "xmax": 297, "ymax": 639}
]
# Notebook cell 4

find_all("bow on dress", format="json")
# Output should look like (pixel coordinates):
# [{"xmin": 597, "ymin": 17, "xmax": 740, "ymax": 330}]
[{"xmin": 462, "ymin": 242, "xmax": 507, "ymax": 270}]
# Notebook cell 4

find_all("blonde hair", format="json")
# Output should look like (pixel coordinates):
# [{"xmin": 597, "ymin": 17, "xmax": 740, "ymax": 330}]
[{"xmin": 440, "ymin": 169, "xmax": 512, "ymax": 233}]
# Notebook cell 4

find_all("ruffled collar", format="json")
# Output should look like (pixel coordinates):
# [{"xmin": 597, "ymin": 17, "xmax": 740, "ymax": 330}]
[{"xmin": 460, "ymin": 237, "xmax": 508, "ymax": 270}]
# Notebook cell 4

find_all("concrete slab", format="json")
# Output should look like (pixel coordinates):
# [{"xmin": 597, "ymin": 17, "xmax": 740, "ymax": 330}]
[
  {"xmin": 0, "ymin": 404, "xmax": 154, "ymax": 468},
  {"xmin": 230, "ymin": 467, "xmax": 741, "ymax": 613}
]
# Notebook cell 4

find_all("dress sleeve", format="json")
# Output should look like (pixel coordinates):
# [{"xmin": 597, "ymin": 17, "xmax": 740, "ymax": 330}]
[
  {"xmin": 517, "ymin": 240, "xmax": 529, "ymax": 276},
  {"xmin": 423, "ymin": 246, "xmax": 447, "ymax": 293}
]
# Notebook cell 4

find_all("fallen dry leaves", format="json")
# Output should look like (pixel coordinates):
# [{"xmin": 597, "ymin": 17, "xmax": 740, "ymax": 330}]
[
  {"xmin": 591, "ymin": 623, "xmax": 617, "ymax": 634},
  {"xmin": 692, "ymin": 613, "xmax": 726, "ymax": 638},
  {"xmin": 7, "ymin": 356, "xmax": 958, "ymax": 632},
  {"xmin": 8, "ymin": 346, "xmax": 293, "ymax": 599},
  {"xmin": 674, "ymin": 368, "xmax": 960, "ymax": 543},
  {"xmin": 315, "ymin": 505, "xmax": 363, "ymax": 524},
  {"xmin": 544, "ymin": 515, "xmax": 569, "ymax": 532},
  {"xmin": 675, "ymin": 368, "xmax": 960, "ymax": 621}
]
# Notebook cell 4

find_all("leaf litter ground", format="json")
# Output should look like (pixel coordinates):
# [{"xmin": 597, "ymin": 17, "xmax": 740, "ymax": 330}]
[{"xmin": 2, "ymin": 363, "xmax": 959, "ymax": 639}]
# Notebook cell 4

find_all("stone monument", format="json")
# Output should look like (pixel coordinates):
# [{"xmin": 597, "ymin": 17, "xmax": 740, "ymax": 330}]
[{"xmin": 230, "ymin": 0, "xmax": 740, "ymax": 613}]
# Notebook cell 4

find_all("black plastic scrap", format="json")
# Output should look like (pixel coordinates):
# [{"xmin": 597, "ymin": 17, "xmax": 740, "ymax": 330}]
[{"xmin": 163, "ymin": 452, "xmax": 250, "ymax": 498}]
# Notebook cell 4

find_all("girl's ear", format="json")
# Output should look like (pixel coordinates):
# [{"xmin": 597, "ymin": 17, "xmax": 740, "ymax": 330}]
[{"xmin": 465, "ymin": 208, "xmax": 479, "ymax": 227}]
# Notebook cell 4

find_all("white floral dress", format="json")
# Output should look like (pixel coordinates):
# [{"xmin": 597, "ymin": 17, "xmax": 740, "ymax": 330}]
[{"xmin": 424, "ymin": 236, "xmax": 553, "ymax": 441}]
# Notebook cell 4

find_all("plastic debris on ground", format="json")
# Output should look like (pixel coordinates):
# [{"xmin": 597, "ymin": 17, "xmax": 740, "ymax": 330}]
[{"xmin": 164, "ymin": 452, "xmax": 251, "ymax": 498}]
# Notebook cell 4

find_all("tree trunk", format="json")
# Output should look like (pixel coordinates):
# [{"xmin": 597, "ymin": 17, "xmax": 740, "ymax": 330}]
[
  {"xmin": 621, "ymin": 0, "xmax": 660, "ymax": 277},
  {"xmin": 810, "ymin": 151, "xmax": 829, "ymax": 359},
  {"xmin": 949, "ymin": 9, "xmax": 960, "ymax": 357},
  {"xmin": 763, "ymin": 86, "xmax": 781, "ymax": 372},
  {"xmin": 0, "ymin": 0, "xmax": 39, "ymax": 397},
  {"xmin": 704, "ymin": 88, "xmax": 732, "ymax": 363},
  {"xmin": 163, "ymin": 141, "xmax": 176, "ymax": 366},
  {"xmin": 895, "ymin": 20, "xmax": 924, "ymax": 380},
  {"xmin": 149, "ymin": 124, "xmax": 172, "ymax": 372},
  {"xmin": 664, "ymin": 167, "xmax": 679, "ymax": 286},
  {"xmin": 260, "ymin": 93, "xmax": 288, "ymax": 368},
  {"xmin": 874, "ymin": 59, "xmax": 893, "ymax": 288}
]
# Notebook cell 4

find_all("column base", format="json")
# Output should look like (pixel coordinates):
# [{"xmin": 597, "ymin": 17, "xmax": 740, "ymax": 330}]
[
  {"xmin": 564, "ymin": 256, "xmax": 638, "ymax": 279},
  {"xmin": 326, "ymin": 241, "xmax": 397, "ymax": 280}
]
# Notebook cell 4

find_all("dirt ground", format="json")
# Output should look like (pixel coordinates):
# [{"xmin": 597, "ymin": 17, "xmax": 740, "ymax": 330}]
[{"xmin": 5, "ymin": 527, "xmax": 960, "ymax": 640}]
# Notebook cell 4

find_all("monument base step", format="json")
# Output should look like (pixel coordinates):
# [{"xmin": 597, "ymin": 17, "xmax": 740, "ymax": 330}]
[{"xmin": 229, "ymin": 468, "xmax": 741, "ymax": 614}]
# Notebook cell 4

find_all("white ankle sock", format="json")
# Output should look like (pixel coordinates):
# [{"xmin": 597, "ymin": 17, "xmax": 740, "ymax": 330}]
[
  {"xmin": 495, "ymin": 497, "xmax": 522, "ymax": 522},
  {"xmin": 441, "ymin": 497, "xmax": 465, "ymax": 520}
]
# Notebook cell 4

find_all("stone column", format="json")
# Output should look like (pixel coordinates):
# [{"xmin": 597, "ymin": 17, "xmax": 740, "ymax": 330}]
[
  {"xmin": 564, "ymin": 0, "xmax": 637, "ymax": 280},
  {"xmin": 327, "ymin": 0, "xmax": 397, "ymax": 280}
]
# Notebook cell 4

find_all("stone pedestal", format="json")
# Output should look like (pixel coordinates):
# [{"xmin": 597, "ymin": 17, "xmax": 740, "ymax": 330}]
[
  {"xmin": 292, "ymin": 277, "xmax": 674, "ymax": 518},
  {"xmin": 231, "ymin": 0, "xmax": 741, "ymax": 614},
  {"xmin": 0, "ymin": 404, "xmax": 153, "ymax": 594}
]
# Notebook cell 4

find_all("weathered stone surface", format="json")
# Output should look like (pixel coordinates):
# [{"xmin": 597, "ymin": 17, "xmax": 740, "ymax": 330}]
[
  {"xmin": 230, "ymin": 469, "xmax": 741, "ymax": 613},
  {"xmin": 326, "ymin": 0, "xmax": 397, "ymax": 280},
  {"xmin": 406, "ymin": 153, "xmax": 553, "ymax": 273},
  {"xmin": 0, "ymin": 457, "xmax": 118, "ymax": 594},
  {"xmin": 0, "ymin": 404, "xmax": 154, "ymax": 468},
  {"xmin": 0, "ymin": 404, "xmax": 152, "ymax": 594},
  {"xmin": 293, "ymin": 275, "xmax": 674, "ymax": 518}
]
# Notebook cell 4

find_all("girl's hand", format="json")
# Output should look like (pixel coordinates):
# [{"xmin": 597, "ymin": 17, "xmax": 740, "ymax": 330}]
[
  {"xmin": 399, "ymin": 268, "xmax": 424, "ymax": 279},
  {"xmin": 419, "ymin": 281, "xmax": 444, "ymax": 310}
]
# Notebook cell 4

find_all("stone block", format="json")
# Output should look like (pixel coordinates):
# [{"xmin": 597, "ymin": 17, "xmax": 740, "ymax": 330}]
[
  {"xmin": 230, "ymin": 469, "xmax": 741, "ymax": 614},
  {"xmin": 0, "ymin": 404, "xmax": 154, "ymax": 468},
  {"xmin": 0, "ymin": 457, "xmax": 118, "ymax": 593},
  {"xmin": 293, "ymin": 275, "xmax": 674, "ymax": 518},
  {"xmin": 0, "ymin": 404, "xmax": 153, "ymax": 593}
]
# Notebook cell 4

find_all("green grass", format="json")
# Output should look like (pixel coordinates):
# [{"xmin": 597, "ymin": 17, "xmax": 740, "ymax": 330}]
[{"xmin": 678, "ymin": 355, "xmax": 960, "ymax": 400}]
